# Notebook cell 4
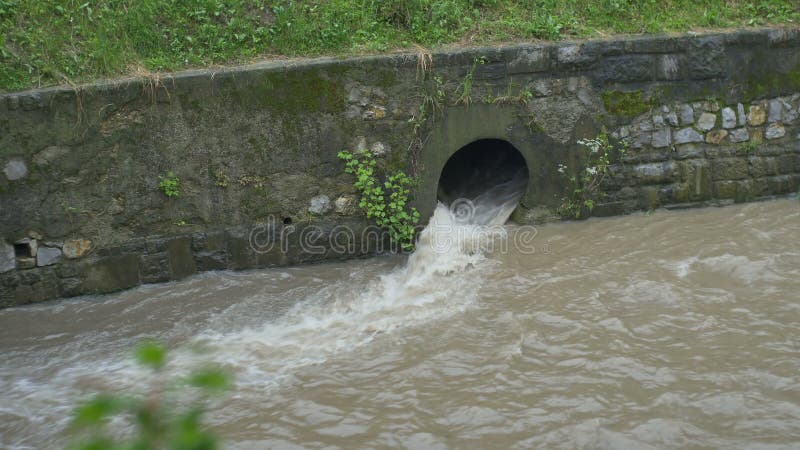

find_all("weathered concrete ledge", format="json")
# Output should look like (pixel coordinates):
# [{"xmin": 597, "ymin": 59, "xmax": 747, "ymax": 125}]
[{"xmin": 2, "ymin": 27, "xmax": 800, "ymax": 307}]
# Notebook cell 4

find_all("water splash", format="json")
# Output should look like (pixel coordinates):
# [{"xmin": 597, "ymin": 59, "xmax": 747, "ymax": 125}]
[{"xmin": 190, "ymin": 173, "xmax": 528, "ymax": 387}]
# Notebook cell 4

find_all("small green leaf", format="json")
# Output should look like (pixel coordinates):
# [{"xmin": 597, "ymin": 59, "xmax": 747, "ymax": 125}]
[
  {"xmin": 72, "ymin": 394, "xmax": 126, "ymax": 428},
  {"xmin": 189, "ymin": 368, "xmax": 230, "ymax": 391},
  {"xmin": 135, "ymin": 341, "xmax": 166, "ymax": 370}
]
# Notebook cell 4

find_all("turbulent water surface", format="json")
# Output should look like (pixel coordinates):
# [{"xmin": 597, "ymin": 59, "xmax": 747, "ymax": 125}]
[{"xmin": 1, "ymin": 198, "xmax": 799, "ymax": 449}]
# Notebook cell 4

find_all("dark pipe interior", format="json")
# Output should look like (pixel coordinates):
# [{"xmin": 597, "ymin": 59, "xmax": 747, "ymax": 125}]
[{"xmin": 437, "ymin": 139, "xmax": 528, "ymax": 205}]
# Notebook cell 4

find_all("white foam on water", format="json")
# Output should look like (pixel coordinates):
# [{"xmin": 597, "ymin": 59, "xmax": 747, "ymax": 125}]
[
  {"xmin": 177, "ymin": 171, "xmax": 528, "ymax": 388},
  {"xmin": 190, "ymin": 198, "xmax": 522, "ymax": 388}
]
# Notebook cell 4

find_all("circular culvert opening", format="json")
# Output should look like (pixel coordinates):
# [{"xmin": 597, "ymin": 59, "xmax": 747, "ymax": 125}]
[{"xmin": 437, "ymin": 139, "xmax": 529, "ymax": 217}]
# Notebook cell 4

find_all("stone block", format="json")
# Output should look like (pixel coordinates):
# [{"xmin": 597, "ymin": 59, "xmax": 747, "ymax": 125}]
[
  {"xmin": 656, "ymin": 54, "xmax": 683, "ymax": 80},
  {"xmin": 17, "ymin": 257, "xmax": 36, "ymax": 270},
  {"xmin": 768, "ymin": 28, "xmax": 800, "ymax": 47},
  {"xmin": 3, "ymin": 159, "xmax": 28, "ymax": 181},
  {"xmin": 507, "ymin": 48, "xmax": 551, "ymax": 74},
  {"xmin": 474, "ymin": 63, "xmax": 506, "ymax": 80},
  {"xmin": 140, "ymin": 253, "xmax": 170, "ymax": 284},
  {"xmin": 638, "ymin": 186, "xmax": 662, "ymax": 210},
  {"xmin": 557, "ymin": 44, "xmax": 596, "ymax": 70},
  {"xmin": 651, "ymin": 128, "xmax": 671, "ymax": 148},
  {"xmin": 59, "ymin": 277, "xmax": 82, "ymax": 297},
  {"xmin": 721, "ymin": 107, "xmax": 737, "ymax": 129},
  {"xmin": 768, "ymin": 99, "xmax": 784, "ymax": 123},
  {"xmin": 191, "ymin": 233, "xmax": 208, "ymax": 252},
  {"xmin": 227, "ymin": 232, "xmax": 255, "ymax": 271},
  {"xmin": 28, "ymin": 272, "xmax": 60, "ymax": 304},
  {"xmin": 335, "ymin": 195, "xmax": 357, "ymax": 215},
  {"xmin": 748, "ymin": 157, "xmax": 778, "ymax": 177},
  {"xmin": 20, "ymin": 94, "xmax": 42, "ymax": 111},
  {"xmin": 737, "ymin": 103, "xmax": 746, "ymax": 126},
  {"xmin": 705, "ymin": 129, "xmax": 728, "ymax": 144},
  {"xmin": 729, "ymin": 128, "xmax": 750, "ymax": 143},
  {"xmin": 725, "ymin": 30, "xmax": 769, "ymax": 46},
  {"xmin": 167, "ymin": 237, "xmax": 196, "ymax": 280},
  {"xmin": 195, "ymin": 252, "xmax": 228, "ymax": 272},
  {"xmin": 593, "ymin": 55, "xmax": 654, "ymax": 83},
  {"xmin": 81, "ymin": 255, "xmax": 141, "ymax": 294},
  {"xmin": 681, "ymin": 159, "xmax": 713, "ymax": 200},
  {"xmin": 697, "ymin": 112, "xmax": 717, "ymax": 131},
  {"xmin": 582, "ymin": 40, "xmax": 625, "ymax": 56},
  {"xmin": 14, "ymin": 285, "xmax": 34, "ymax": 305},
  {"xmin": 675, "ymin": 143, "xmax": 704, "ymax": 160},
  {"xmin": 747, "ymin": 105, "xmax": 766, "ymax": 126},
  {"xmin": 765, "ymin": 174, "xmax": 800, "ymax": 194},
  {"xmin": 765, "ymin": 123, "xmax": 786, "ymax": 140},
  {"xmin": 633, "ymin": 161, "xmax": 674, "ymax": 184},
  {"xmin": 703, "ymin": 100, "xmax": 721, "ymax": 112},
  {"xmin": 118, "ymin": 239, "xmax": 146, "ymax": 254},
  {"xmin": 309, "ymin": 195, "xmax": 332, "ymax": 214},
  {"xmin": 674, "ymin": 127, "xmax": 703, "ymax": 144},
  {"xmin": 145, "ymin": 236, "xmax": 170, "ymax": 253},
  {"xmin": 0, "ymin": 241, "xmax": 14, "ymax": 273},
  {"xmin": 625, "ymin": 35, "xmax": 687, "ymax": 53},
  {"xmin": 18, "ymin": 269, "xmax": 40, "ymax": 285},
  {"xmin": 777, "ymin": 154, "xmax": 797, "ymax": 174},
  {"xmin": 63, "ymin": 239, "xmax": 92, "ymax": 259},
  {"xmin": 712, "ymin": 158, "xmax": 750, "ymax": 180},
  {"xmin": 679, "ymin": 104, "xmax": 694, "ymax": 125},
  {"xmin": 36, "ymin": 247, "xmax": 61, "ymax": 267},
  {"xmin": 56, "ymin": 263, "xmax": 79, "ymax": 278},
  {"xmin": 687, "ymin": 35, "xmax": 726, "ymax": 79},
  {"xmin": 665, "ymin": 112, "xmax": 679, "ymax": 126},
  {"xmin": 0, "ymin": 271, "xmax": 19, "ymax": 287},
  {"xmin": 713, "ymin": 180, "xmax": 742, "ymax": 200},
  {"xmin": 0, "ymin": 284, "xmax": 14, "ymax": 308}
]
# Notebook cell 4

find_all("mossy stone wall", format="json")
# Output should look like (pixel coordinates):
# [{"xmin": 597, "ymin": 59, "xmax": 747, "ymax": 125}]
[{"xmin": 1, "ymin": 27, "xmax": 799, "ymax": 307}]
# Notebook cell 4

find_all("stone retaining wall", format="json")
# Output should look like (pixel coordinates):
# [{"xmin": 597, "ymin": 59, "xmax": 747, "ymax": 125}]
[{"xmin": 1, "ymin": 27, "xmax": 799, "ymax": 307}]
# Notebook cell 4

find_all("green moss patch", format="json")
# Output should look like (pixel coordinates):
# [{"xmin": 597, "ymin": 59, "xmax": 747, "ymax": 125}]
[
  {"xmin": 258, "ymin": 69, "xmax": 345, "ymax": 116},
  {"xmin": 601, "ymin": 90, "xmax": 655, "ymax": 118},
  {"xmin": 742, "ymin": 63, "xmax": 800, "ymax": 101}
]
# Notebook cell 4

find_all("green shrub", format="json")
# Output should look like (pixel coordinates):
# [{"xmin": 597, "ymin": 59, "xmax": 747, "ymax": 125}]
[
  {"xmin": 159, "ymin": 172, "xmax": 180, "ymax": 198},
  {"xmin": 338, "ymin": 149, "xmax": 420, "ymax": 251}
]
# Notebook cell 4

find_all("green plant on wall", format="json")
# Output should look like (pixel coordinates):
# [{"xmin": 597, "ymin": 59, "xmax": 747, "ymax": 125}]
[
  {"xmin": 455, "ymin": 56, "xmax": 486, "ymax": 107},
  {"xmin": 67, "ymin": 341, "xmax": 229, "ymax": 450},
  {"xmin": 338, "ymin": 149, "xmax": 420, "ymax": 251},
  {"xmin": 159, "ymin": 172, "xmax": 180, "ymax": 197},
  {"xmin": 557, "ymin": 133, "xmax": 625, "ymax": 219}
]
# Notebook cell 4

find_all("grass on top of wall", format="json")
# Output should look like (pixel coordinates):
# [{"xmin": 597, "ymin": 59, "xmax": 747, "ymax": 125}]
[{"xmin": 0, "ymin": 0, "xmax": 798, "ymax": 93}]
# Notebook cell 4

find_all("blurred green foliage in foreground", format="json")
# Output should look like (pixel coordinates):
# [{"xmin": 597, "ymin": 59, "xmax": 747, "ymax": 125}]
[{"xmin": 67, "ymin": 341, "xmax": 230, "ymax": 450}]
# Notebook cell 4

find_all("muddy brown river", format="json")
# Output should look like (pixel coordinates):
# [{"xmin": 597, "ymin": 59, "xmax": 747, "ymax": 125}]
[{"xmin": 1, "ymin": 199, "xmax": 799, "ymax": 449}]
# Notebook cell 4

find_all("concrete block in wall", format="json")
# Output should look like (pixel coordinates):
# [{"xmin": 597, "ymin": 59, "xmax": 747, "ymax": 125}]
[
  {"xmin": 167, "ymin": 237, "xmax": 196, "ymax": 280},
  {"xmin": 687, "ymin": 35, "xmax": 726, "ymax": 79},
  {"xmin": 80, "ymin": 254, "xmax": 140, "ymax": 294}
]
